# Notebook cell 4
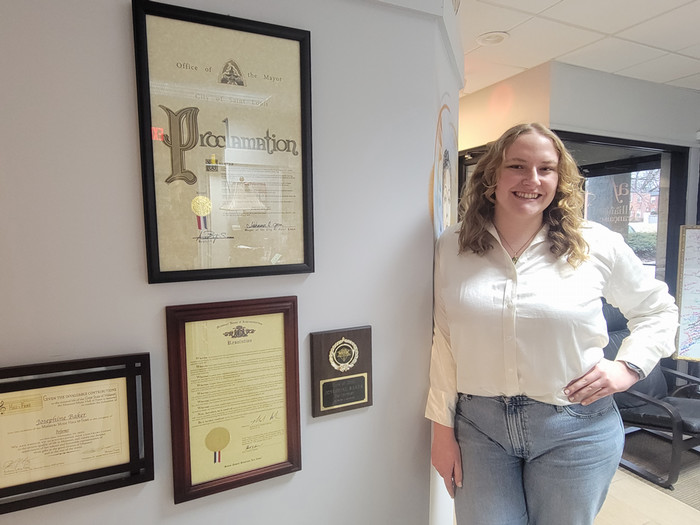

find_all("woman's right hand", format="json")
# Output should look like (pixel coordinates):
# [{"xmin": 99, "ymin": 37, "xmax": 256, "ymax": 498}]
[{"xmin": 431, "ymin": 422, "xmax": 463, "ymax": 498}]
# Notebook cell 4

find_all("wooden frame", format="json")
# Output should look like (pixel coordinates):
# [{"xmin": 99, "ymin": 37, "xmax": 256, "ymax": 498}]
[
  {"xmin": 165, "ymin": 297, "xmax": 301, "ymax": 503},
  {"xmin": 0, "ymin": 354, "xmax": 154, "ymax": 514},
  {"xmin": 133, "ymin": 0, "xmax": 314, "ymax": 283}
]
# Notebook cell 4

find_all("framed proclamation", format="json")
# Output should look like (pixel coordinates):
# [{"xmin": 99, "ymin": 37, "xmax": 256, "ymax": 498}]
[
  {"xmin": 166, "ymin": 297, "xmax": 301, "ymax": 503},
  {"xmin": 0, "ymin": 354, "xmax": 154, "ymax": 514},
  {"xmin": 310, "ymin": 326, "xmax": 372, "ymax": 417},
  {"xmin": 133, "ymin": 1, "xmax": 314, "ymax": 283}
]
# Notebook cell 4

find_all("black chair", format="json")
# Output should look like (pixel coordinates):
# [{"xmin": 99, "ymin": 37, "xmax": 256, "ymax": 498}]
[{"xmin": 602, "ymin": 299, "xmax": 700, "ymax": 489}]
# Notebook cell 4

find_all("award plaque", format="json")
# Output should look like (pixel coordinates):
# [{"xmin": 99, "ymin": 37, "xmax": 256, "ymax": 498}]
[{"xmin": 310, "ymin": 326, "xmax": 372, "ymax": 417}]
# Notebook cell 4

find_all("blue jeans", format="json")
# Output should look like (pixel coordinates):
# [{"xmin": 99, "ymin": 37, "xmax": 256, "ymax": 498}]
[{"xmin": 453, "ymin": 394, "xmax": 624, "ymax": 525}]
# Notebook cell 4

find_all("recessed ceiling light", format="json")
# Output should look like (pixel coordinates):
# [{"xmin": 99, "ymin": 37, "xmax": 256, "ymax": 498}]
[{"xmin": 476, "ymin": 31, "xmax": 509, "ymax": 46}]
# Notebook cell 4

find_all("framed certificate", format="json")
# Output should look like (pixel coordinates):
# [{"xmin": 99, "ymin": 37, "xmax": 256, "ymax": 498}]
[
  {"xmin": 166, "ymin": 297, "xmax": 301, "ymax": 503},
  {"xmin": 133, "ymin": 1, "xmax": 314, "ymax": 283},
  {"xmin": 0, "ymin": 354, "xmax": 154, "ymax": 514},
  {"xmin": 676, "ymin": 225, "xmax": 700, "ymax": 361}
]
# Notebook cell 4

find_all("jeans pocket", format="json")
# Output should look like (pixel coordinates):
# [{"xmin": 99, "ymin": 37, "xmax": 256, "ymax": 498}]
[
  {"xmin": 455, "ymin": 393, "xmax": 472, "ymax": 417},
  {"xmin": 562, "ymin": 395, "xmax": 614, "ymax": 418}
]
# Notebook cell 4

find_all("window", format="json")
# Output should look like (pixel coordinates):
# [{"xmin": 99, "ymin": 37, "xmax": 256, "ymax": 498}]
[{"xmin": 558, "ymin": 132, "xmax": 687, "ymax": 294}]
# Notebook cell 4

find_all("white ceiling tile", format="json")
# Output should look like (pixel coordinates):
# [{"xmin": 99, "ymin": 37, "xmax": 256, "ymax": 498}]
[
  {"xmin": 617, "ymin": 54, "xmax": 700, "ymax": 83},
  {"xmin": 479, "ymin": 0, "xmax": 559, "ymax": 15},
  {"xmin": 557, "ymin": 38, "xmax": 667, "ymax": 73},
  {"xmin": 469, "ymin": 17, "xmax": 601, "ymax": 69},
  {"xmin": 540, "ymin": 0, "xmax": 689, "ymax": 34},
  {"xmin": 667, "ymin": 73, "xmax": 700, "ymax": 92},
  {"xmin": 458, "ymin": 0, "xmax": 533, "ymax": 52},
  {"xmin": 679, "ymin": 43, "xmax": 700, "ymax": 60},
  {"xmin": 462, "ymin": 56, "xmax": 525, "ymax": 93},
  {"xmin": 617, "ymin": 1, "xmax": 700, "ymax": 52},
  {"xmin": 456, "ymin": 0, "xmax": 700, "ymax": 96}
]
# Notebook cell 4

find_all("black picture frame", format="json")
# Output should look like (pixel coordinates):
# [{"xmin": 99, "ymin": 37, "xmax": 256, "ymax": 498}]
[
  {"xmin": 0, "ymin": 354, "xmax": 154, "ymax": 514},
  {"xmin": 133, "ymin": 0, "xmax": 314, "ymax": 283}
]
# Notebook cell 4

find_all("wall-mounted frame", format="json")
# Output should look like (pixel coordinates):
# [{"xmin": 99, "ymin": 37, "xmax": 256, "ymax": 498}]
[
  {"xmin": 676, "ymin": 225, "xmax": 700, "ymax": 361},
  {"xmin": 310, "ymin": 326, "xmax": 373, "ymax": 417},
  {"xmin": 166, "ymin": 296, "xmax": 301, "ymax": 503},
  {"xmin": 0, "ymin": 353, "xmax": 154, "ymax": 514},
  {"xmin": 133, "ymin": 0, "xmax": 314, "ymax": 283}
]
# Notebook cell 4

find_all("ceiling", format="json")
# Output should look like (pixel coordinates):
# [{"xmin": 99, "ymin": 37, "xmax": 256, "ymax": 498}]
[{"xmin": 457, "ymin": 0, "xmax": 700, "ymax": 96}]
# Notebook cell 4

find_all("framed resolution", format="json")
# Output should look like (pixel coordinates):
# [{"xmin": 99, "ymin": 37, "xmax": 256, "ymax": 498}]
[
  {"xmin": 133, "ymin": 1, "xmax": 314, "ymax": 283},
  {"xmin": 166, "ymin": 297, "xmax": 301, "ymax": 503},
  {"xmin": 0, "ymin": 353, "xmax": 154, "ymax": 514},
  {"xmin": 676, "ymin": 225, "xmax": 700, "ymax": 361}
]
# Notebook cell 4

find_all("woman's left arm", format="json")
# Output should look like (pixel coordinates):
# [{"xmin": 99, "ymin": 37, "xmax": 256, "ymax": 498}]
[
  {"xmin": 564, "ymin": 358, "xmax": 640, "ymax": 405},
  {"xmin": 566, "ymin": 226, "xmax": 679, "ymax": 405}
]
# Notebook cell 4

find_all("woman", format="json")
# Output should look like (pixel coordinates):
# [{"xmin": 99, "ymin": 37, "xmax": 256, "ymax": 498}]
[{"xmin": 426, "ymin": 123, "xmax": 678, "ymax": 525}]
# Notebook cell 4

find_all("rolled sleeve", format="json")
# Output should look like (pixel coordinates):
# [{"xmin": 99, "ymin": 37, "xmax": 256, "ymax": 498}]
[
  {"xmin": 604, "ymin": 231, "xmax": 679, "ymax": 376},
  {"xmin": 425, "ymin": 234, "xmax": 459, "ymax": 427}
]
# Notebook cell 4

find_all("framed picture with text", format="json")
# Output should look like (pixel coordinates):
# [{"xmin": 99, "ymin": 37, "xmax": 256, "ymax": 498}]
[
  {"xmin": 0, "ymin": 354, "xmax": 154, "ymax": 514},
  {"xmin": 133, "ymin": 0, "xmax": 314, "ymax": 283},
  {"xmin": 165, "ymin": 296, "xmax": 301, "ymax": 503}
]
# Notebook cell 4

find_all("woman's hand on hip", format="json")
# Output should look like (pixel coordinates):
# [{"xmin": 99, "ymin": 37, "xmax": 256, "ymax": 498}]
[
  {"xmin": 431, "ymin": 422, "xmax": 463, "ymax": 498},
  {"xmin": 564, "ymin": 358, "xmax": 640, "ymax": 405}
]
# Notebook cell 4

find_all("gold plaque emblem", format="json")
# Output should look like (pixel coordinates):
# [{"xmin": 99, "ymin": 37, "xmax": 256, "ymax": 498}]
[
  {"xmin": 191, "ymin": 195, "xmax": 212, "ymax": 217},
  {"xmin": 329, "ymin": 337, "xmax": 359, "ymax": 372}
]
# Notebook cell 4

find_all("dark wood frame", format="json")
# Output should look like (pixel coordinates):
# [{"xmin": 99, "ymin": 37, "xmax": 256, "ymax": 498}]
[
  {"xmin": 132, "ymin": 0, "xmax": 314, "ymax": 283},
  {"xmin": 0, "ymin": 354, "xmax": 154, "ymax": 514},
  {"xmin": 165, "ymin": 297, "xmax": 301, "ymax": 503}
]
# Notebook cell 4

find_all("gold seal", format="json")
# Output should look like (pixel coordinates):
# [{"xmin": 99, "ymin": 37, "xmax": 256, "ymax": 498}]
[
  {"xmin": 204, "ymin": 427, "xmax": 231, "ymax": 452},
  {"xmin": 191, "ymin": 195, "xmax": 212, "ymax": 217},
  {"xmin": 329, "ymin": 337, "xmax": 359, "ymax": 372}
]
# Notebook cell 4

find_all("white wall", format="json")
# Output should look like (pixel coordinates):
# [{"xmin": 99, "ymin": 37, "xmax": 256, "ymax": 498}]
[
  {"xmin": 549, "ymin": 62, "xmax": 700, "ymax": 147},
  {"xmin": 548, "ymin": 62, "xmax": 700, "ymax": 224},
  {"xmin": 458, "ymin": 62, "xmax": 700, "ymax": 222},
  {"xmin": 0, "ymin": 1, "xmax": 461, "ymax": 523},
  {"xmin": 458, "ymin": 62, "xmax": 552, "ymax": 150}
]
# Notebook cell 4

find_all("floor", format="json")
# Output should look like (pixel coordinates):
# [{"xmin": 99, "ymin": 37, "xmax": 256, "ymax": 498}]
[{"xmin": 595, "ymin": 469, "xmax": 700, "ymax": 525}]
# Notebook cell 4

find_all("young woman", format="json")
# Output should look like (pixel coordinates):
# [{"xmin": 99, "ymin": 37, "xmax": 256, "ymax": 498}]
[{"xmin": 426, "ymin": 123, "xmax": 678, "ymax": 525}]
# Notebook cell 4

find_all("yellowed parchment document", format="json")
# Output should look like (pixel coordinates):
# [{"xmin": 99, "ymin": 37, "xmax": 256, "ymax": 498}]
[
  {"xmin": 185, "ymin": 313, "xmax": 288, "ymax": 485},
  {"xmin": 0, "ymin": 378, "xmax": 130, "ymax": 488},
  {"xmin": 147, "ymin": 15, "xmax": 305, "ymax": 271}
]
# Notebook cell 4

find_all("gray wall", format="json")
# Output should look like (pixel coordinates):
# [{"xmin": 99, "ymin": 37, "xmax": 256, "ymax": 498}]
[{"xmin": 0, "ymin": 1, "xmax": 461, "ymax": 523}]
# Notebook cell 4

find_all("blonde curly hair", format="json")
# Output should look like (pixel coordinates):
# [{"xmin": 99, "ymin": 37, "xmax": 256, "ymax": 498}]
[{"xmin": 458, "ymin": 123, "xmax": 589, "ymax": 266}]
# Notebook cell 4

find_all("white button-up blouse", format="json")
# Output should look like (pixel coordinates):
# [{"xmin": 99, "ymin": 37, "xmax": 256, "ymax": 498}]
[{"xmin": 425, "ymin": 221, "xmax": 679, "ymax": 428}]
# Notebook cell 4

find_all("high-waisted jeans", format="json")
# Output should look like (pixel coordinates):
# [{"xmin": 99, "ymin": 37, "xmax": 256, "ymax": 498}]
[{"xmin": 453, "ymin": 394, "xmax": 624, "ymax": 525}]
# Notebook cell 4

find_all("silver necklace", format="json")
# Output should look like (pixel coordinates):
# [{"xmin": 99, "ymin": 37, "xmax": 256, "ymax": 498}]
[{"xmin": 495, "ymin": 225, "xmax": 540, "ymax": 264}]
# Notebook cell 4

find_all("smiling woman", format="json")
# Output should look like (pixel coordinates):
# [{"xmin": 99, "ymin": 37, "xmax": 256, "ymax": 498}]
[
  {"xmin": 427, "ymin": 123, "xmax": 679, "ymax": 525},
  {"xmin": 492, "ymin": 132, "xmax": 559, "ymax": 254}
]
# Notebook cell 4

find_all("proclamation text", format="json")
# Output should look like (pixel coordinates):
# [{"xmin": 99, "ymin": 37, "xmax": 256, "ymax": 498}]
[{"xmin": 185, "ymin": 313, "xmax": 288, "ymax": 485}]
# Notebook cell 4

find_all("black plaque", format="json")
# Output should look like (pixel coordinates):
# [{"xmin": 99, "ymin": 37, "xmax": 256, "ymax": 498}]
[{"xmin": 310, "ymin": 326, "xmax": 372, "ymax": 417}]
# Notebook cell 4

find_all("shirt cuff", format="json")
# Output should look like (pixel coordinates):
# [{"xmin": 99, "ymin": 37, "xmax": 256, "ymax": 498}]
[{"xmin": 425, "ymin": 388, "xmax": 457, "ymax": 427}]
